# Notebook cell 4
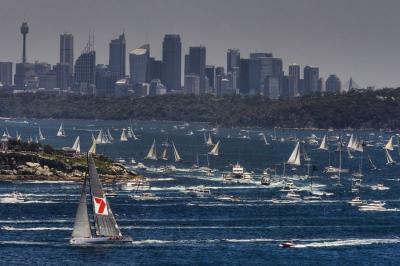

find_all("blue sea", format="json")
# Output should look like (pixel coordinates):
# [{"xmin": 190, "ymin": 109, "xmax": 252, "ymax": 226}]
[{"xmin": 0, "ymin": 118, "xmax": 400, "ymax": 265}]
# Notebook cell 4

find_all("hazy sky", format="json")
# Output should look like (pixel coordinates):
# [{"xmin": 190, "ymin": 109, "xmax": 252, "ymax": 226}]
[{"xmin": 0, "ymin": 0, "xmax": 399, "ymax": 88}]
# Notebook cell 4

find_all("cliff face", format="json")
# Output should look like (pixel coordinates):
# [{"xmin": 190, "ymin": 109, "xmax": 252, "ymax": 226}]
[{"xmin": 0, "ymin": 141, "xmax": 139, "ymax": 183}]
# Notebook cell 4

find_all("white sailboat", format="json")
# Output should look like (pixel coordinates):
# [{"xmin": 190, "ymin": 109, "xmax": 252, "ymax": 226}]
[
  {"xmin": 347, "ymin": 134, "xmax": 354, "ymax": 149},
  {"xmin": 318, "ymin": 135, "xmax": 328, "ymax": 150},
  {"xmin": 145, "ymin": 139, "xmax": 158, "ymax": 160},
  {"xmin": 208, "ymin": 141, "xmax": 220, "ymax": 156},
  {"xmin": 160, "ymin": 147, "xmax": 168, "ymax": 161},
  {"xmin": 172, "ymin": 141, "xmax": 182, "ymax": 162},
  {"xmin": 384, "ymin": 136, "xmax": 394, "ymax": 151},
  {"xmin": 70, "ymin": 155, "xmax": 132, "ymax": 245},
  {"xmin": 287, "ymin": 141, "xmax": 301, "ymax": 166},
  {"xmin": 385, "ymin": 149, "xmax": 396, "ymax": 165},
  {"xmin": 88, "ymin": 135, "xmax": 97, "ymax": 155},
  {"xmin": 57, "ymin": 123, "xmax": 66, "ymax": 137},
  {"xmin": 206, "ymin": 133, "xmax": 214, "ymax": 146},
  {"xmin": 38, "ymin": 127, "xmax": 45, "ymax": 140},
  {"xmin": 72, "ymin": 136, "xmax": 81, "ymax": 153},
  {"xmin": 262, "ymin": 134, "xmax": 270, "ymax": 145},
  {"xmin": 120, "ymin": 129, "xmax": 128, "ymax": 142},
  {"xmin": 107, "ymin": 129, "xmax": 114, "ymax": 141}
]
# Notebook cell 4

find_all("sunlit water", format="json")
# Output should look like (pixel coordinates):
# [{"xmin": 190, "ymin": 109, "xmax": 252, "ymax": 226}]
[{"xmin": 0, "ymin": 118, "xmax": 400, "ymax": 265}]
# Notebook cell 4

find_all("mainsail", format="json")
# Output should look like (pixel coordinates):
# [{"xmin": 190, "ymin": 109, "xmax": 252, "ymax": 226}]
[
  {"xmin": 172, "ymin": 141, "xmax": 182, "ymax": 162},
  {"xmin": 71, "ymin": 173, "xmax": 92, "ymax": 239},
  {"xmin": 287, "ymin": 141, "xmax": 301, "ymax": 166},
  {"xmin": 263, "ymin": 135, "xmax": 270, "ymax": 145},
  {"xmin": 384, "ymin": 136, "xmax": 394, "ymax": 151},
  {"xmin": 38, "ymin": 127, "xmax": 45, "ymax": 140},
  {"xmin": 107, "ymin": 129, "xmax": 114, "ymax": 141},
  {"xmin": 88, "ymin": 156, "xmax": 122, "ymax": 237},
  {"xmin": 385, "ymin": 149, "xmax": 396, "ymax": 165},
  {"xmin": 208, "ymin": 141, "xmax": 220, "ymax": 156},
  {"xmin": 57, "ymin": 123, "xmax": 66, "ymax": 137},
  {"xmin": 72, "ymin": 136, "xmax": 81, "ymax": 153},
  {"xmin": 120, "ymin": 129, "xmax": 128, "ymax": 142},
  {"xmin": 89, "ymin": 135, "xmax": 97, "ymax": 155},
  {"xmin": 145, "ymin": 139, "xmax": 157, "ymax": 160},
  {"xmin": 347, "ymin": 134, "xmax": 354, "ymax": 149},
  {"xmin": 161, "ymin": 147, "xmax": 168, "ymax": 160},
  {"xmin": 319, "ymin": 135, "xmax": 328, "ymax": 150},
  {"xmin": 206, "ymin": 133, "xmax": 214, "ymax": 146}
]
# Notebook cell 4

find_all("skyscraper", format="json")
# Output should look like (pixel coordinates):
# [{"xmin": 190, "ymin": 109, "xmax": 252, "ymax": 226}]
[
  {"xmin": 74, "ymin": 38, "xmax": 96, "ymax": 94},
  {"xmin": 303, "ymin": 66, "xmax": 319, "ymax": 94},
  {"xmin": 162, "ymin": 34, "xmax": 181, "ymax": 91},
  {"xmin": 239, "ymin": 59, "xmax": 250, "ymax": 94},
  {"xmin": 0, "ymin": 62, "xmax": 13, "ymax": 86},
  {"xmin": 187, "ymin": 46, "xmax": 206, "ymax": 94},
  {"xmin": 129, "ymin": 44, "xmax": 150, "ymax": 85},
  {"xmin": 109, "ymin": 33, "xmax": 126, "ymax": 80},
  {"xmin": 60, "ymin": 33, "xmax": 74, "ymax": 76},
  {"xmin": 227, "ymin": 49, "xmax": 240, "ymax": 72},
  {"xmin": 205, "ymin": 65, "xmax": 215, "ymax": 92},
  {"xmin": 288, "ymin": 64, "xmax": 300, "ymax": 97},
  {"xmin": 325, "ymin": 74, "xmax": 341, "ymax": 93}
]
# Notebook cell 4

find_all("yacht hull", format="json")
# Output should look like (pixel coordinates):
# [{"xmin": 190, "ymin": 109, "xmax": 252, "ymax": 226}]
[{"xmin": 70, "ymin": 236, "xmax": 133, "ymax": 245}]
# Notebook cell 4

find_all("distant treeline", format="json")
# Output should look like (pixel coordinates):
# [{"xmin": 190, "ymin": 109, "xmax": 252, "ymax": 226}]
[{"xmin": 0, "ymin": 89, "xmax": 400, "ymax": 129}]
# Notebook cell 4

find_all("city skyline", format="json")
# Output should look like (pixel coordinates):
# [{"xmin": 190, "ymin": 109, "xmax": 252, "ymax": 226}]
[{"xmin": 0, "ymin": 0, "xmax": 400, "ymax": 88}]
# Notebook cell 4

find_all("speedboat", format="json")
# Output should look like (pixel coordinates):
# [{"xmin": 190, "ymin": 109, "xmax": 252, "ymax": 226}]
[
  {"xmin": 348, "ymin": 196, "xmax": 364, "ymax": 206},
  {"xmin": 370, "ymin": 184, "xmax": 389, "ymax": 191},
  {"xmin": 130, "ymin": 192, "xmax": 159, "ymax": 201},
  {"xmin": 232, "ymin": 163, "xmax": 244, "ymax": 179},
  {"xmin": 280, "ymin": 241, "xmax": 295, "ymax": 248},
  {"xmin": 261, "ymin": 174, "xmax": 271, "ymax": 185},
  {"xmin": 358, "ymin": 201, "xmax": 386, "ymax": 211}
]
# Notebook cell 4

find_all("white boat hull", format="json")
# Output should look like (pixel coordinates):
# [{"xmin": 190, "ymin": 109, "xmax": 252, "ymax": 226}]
[{"xmin": 70, "ymin": 236, "xmax": 133, "ymax": 245}]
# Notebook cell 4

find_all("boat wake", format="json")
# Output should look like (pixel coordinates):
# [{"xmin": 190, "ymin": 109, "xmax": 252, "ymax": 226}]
[{"xmin": 294, "ymin": 238, "xmax": 400, "ymax": 248}]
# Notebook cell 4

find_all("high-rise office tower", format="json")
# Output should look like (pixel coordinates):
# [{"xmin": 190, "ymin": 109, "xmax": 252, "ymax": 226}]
[
  {"xmin": 288, "ymin": 64, "xmax": 300, "ymax": 97},
  {"xmin": 187, "ymin": 46, "xmax": 206, "ymax": 94},
  {"xmin": 0, "ymin": 62, "xmax": 13, "ymax": 86},
  {"xmin": 325, "ymin": 74, "xmax": 341, "ymax": 93},
  {"xmin": 74, "ymin": 38, "xmax": 96, "ymax": 94},
  {"xmin": 109, "ymin": 33, "xmax": 126, "ymax": 80},
  {"xmin": 205, "ymin": 65, "xmax": 215, "ymax": 92},
  {"xmin": 162, "ymin": 34, "xmax": 181, "ymax": 91},
  {"xmin": 303, "ymin": 66, "xmax": 319, "ymax": 94},
  {"xmin": 129, "ymin": 44, "xmax": 150, "ymax": 85},
  {"xmin": 239, "ymin": 59, "xmax": 250, "ymax": 94},
  {"xmin": 227, "ymin": 49, "xmax": 240, "ymax": 72},
  {"xmin": 60, "ymin": 33, "xmax": 74, "ymax": 75},
  {"xmin": 149, "ymin": 57, "xmax": 162, "ymax": 81}
]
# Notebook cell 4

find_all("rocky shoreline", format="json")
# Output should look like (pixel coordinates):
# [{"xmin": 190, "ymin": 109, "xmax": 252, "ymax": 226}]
[{"xmin": 0, "ymin": 140, "xmax": 142, "ymax": 184}]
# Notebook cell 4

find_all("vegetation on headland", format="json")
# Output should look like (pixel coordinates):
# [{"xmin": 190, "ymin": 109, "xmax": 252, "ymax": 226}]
[
  {"xmin": 0, "ymin": 140, "xmax": 138, "ymax": 182},
  {"xmin": 1, "ymin": 88, "xmax": 400, "ymax": 129}
]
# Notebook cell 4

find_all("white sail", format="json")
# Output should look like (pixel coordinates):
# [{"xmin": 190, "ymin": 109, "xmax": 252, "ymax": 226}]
[
  {"xmin": 16, "ymin": 131, "xmax": 21, "ymax": 141},
  {"xmin": 287, "ymin": 141, "xmax": 301, "ymax": 166},
  {"xmin": 208, "ymin": 141, "xmax": 220, "ymax": 156},
  {"xmin": 38, "ymin": 127, "xmax": 45, "ymax": 140},
  {"xmin": 107, "ymin": 129, "xmax": 114, "ymax": 141},
  {"xmin": 71, "ymin": 174, "xmax": 92, "ymax": 239},
  {"xmin": 161, "ymin": 147, "xmax": 168, "ymax": 160},
  {"xmin": 384, "ymin": 136, "xmax": 394, "ymax": 151},
  {"xmin": 172, "ymin": 141, "xmax": 182, "ymax": 162},
  {"xmin": 96, "ymin": 130, "xmax": 103, "ymax": 144},
  {"xmin": 120, "ymin": 129, "xmax": 128, "ymax": 142},
  {"xmin": 145, "ymin": 139, "xmax": 157, "ymax": 160},
  {"xmin": 57, "ymin": 123, "xmax": 66, "ymax": 137},
  {"xmin": 385, "ymin": 149, "xmax": 395, "ymax": 165},
  {"xmin": 263, "ymin": 135, "xmax": 270, "ymax": 145},
  {"xmin": 319, "ymin": 135, "xmax": 328, "ymax": 150},
  {"xmin": 126, "ymin": 127, "xmax": 133, "ymax": 138},
  {"xmin": 347, "ymin": 134, "xmax": 354, "ymax": 149},
  {"xmin": 5, "ymin": 128, "xmax": 11, "ymax": 138},
  {"xmin": 72, "ymin": 136, "xmax": 81, "ymax": 153},
  {"xmin": 89, "ymin": 135, "xmax": 97, "ymax": 155},
  {"xmin": 206, "ymin": 133, "xmax": 214, "ymax": 146}
]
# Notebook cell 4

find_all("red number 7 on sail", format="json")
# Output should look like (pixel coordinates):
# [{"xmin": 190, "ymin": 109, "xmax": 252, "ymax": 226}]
[{"xmin": 94, "ymin": 197, "xmax": 108, "ymax": 215}]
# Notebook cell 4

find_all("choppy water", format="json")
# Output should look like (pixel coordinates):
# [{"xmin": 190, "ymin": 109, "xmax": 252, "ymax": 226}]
[{"xmin": 0, "ymin": 118, "xmax": 400, "ymax": 265}]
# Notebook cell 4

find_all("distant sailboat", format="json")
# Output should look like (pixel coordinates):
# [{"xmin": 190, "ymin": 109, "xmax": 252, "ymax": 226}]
[
  {"xmin": 172, "ymin": 141, "xmax": 182, "ymax": 162},
  {"xmin": 208, "ymin": 141, "xmax": 220, "ymax": 156},
  {"xmin": 367, "ymin": 153, "xmax": 377, "ymax": 170},
  {"xmin": 160, "ymin": 147, "xmax": 168, "ymax": 161},
  {"xmin": 38, "ymin": 127, "xmax": 45, "ymax": 141},
  {"xmin": 120, "ymin": 129, "xmax": 128, "ymax": 142},
  {"xmin": 318, "ymin": 135, "xmax": 328, "ymax": 150},
  {"xmin": 287, "ymin": 141, "xmax": 301, "ymax": 166},
  {"xmin": 206, "ymin": 133, "xmax": 214, "ymax": 146},
  {"xmin": 89, "ymin": 135, "xmax": 97, "ymax": 155},
  {"xmin": 57, "ymin": 123, "xmax": 66, "ymax": 137},
  {"xmin": 107, "ymin": 129, "xmax": 114, "ymax": 141},
  {"xmin": 384, "ymin": 136, "xmax": 394, "ymax": 151},
  {"xmin": 145, "ymin": 139, "xmax": 158, "ymax": 160},
  {"xmin": 16, "ymin": 131, "xmax": 21, "ymax": 141},
  {"xmin": 262, "ymin": 135, "xmax": 270, "ymax": 145},
  {"xmin": 72, "ymin": 136, "xmax": 81, "ymax": 153},
  {"xmin": 385, "ymin": 149, "xmax": 396, "ymax": 165},
  {"xmin": 70, "ymin": 155, "xmax": 132, "ymax": 245}
]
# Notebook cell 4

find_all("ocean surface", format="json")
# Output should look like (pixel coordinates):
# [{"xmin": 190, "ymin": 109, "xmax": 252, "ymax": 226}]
[{"xmin": 0, "ymin": 118, "xmax": 400, "ymax": 265}]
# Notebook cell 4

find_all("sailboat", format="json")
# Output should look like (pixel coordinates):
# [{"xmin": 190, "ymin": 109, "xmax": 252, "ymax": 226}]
[
  {"xmin": 367, "ymin": 153, "xmax": 377, "ymax": 170},
  {"xmin": 107, "ymin": 129, "xmax": 114, "ymax": 141},
  {"xmin": 287, "ymin": 141, "xmax": 301, "ymax": 166},
  {"xmin": 262, "ymin": 134, "xmax": 270, "ymax": 145},
  {"xmin": 172, "ymin": 141, "xmax": 182, "ymax": 162},
  {"xmin": 160, "ymin": 147, "xmax": 168, "ymax": 161},
  {"xmin": 89, "ymin": 136, "xmax": 97, "ymax": 155},
  {"xmin": 57, "ymin": 123, "xmax": 66, "ymax": 137},
  {"xmin": 38, "ymin": 127, "xmax": 46, "ymax": 141},
  {"xmin": 318, "ymin": 135, "xmax": 328, "ymax": 150},
  {"xmin": 206, "ymin": 133, "xmax": 214, "ymax": 146},
  {"xmin": 208, "ymin": 141, "xmax": 220, "ymax": 156},
  {"xmin": 72, "ymin": 136, "xmax": 81, "ymax": 153},
  {"xmin": 384, "ymin": 136, "xmax": 394, "ymax": 151},
  {"xmin": 145, "ymin": 139, "xmax": 157, "ymax": 160},
  {"xmin": 70, "ymin": 155, "xmax": 132, "ymax": 245},
  {"xmin": 120, "ymin": 129, "xmax": 128, "ymax": 142},
  {"xmin": 385, "ymin": 149, "xmax": 396, "ymax": 165}
]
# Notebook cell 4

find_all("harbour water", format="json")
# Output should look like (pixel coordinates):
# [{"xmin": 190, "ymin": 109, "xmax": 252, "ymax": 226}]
[{"xmin": 1, "ymin": 118, "xmax": 400, "ymax": 265}]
